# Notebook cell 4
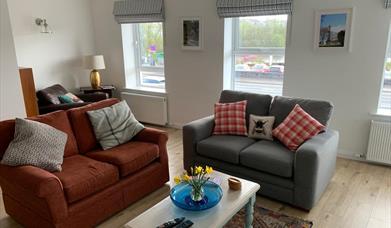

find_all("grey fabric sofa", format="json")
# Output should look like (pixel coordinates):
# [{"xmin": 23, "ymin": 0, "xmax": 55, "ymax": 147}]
[{"xmin": 183, "ymin": 90, "xmax": 339, "ymax": 210}]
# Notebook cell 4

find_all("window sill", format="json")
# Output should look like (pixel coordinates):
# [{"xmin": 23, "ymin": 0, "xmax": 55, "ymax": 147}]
[
  {"xmin": 370, "ymin": 111, "xmax": 391, "ymax": 121},
  {"xmin": 122, "ymin": 87, "xmax": 166, "ymax": 96}
]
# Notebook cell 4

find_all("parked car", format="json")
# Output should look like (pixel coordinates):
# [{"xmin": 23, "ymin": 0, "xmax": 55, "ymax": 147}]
[
  {"xmin": 235, "ymin": 64, "xmax": 250, "ymax": 72},
  {"xmin": 384, "ymin": 71, "xmax": 391, "ymax": 85},
  {"xmin": 269, "ymin": 65, "xmax": 284, "ymax": 77},
  {"xmin": 253, "ymin": 64, "xmax": 270, "ymax": 73},
  {"xmin": 142, "ymin": 76, "xmax": 165, "ymax": 84},
  {"xmin": 270, "ymin": 65, "xmax": 284, "ymax": 73}
]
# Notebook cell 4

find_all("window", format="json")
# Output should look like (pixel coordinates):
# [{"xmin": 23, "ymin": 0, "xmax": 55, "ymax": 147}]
[
  {"xmin": 379, "ymin": 31, "xmax": 391, "ymax": 115},
  {"xmin": 122, "ymin": 22, "xmax": 165, "ymax": 90},
  {"xmin": 231, "ymin": 15, "xmax": 288, "ymax": 96}
]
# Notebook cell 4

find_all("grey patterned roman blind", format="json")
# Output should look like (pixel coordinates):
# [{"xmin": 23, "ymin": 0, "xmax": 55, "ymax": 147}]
[
  {"xmin": 113, "ymin": 0, "xmax": 164, "ymax": 24},
  {"xmin": 216, "ymin": 0, "xmax": 293, "ymax": 18},
  {"xmin": 386, "ymin": 0, "xmax": 391, "ymax": 8}
]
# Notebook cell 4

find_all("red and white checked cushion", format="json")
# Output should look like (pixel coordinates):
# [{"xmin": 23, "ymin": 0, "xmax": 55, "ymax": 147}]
[
  {"xmin": 213, "ymin": 100, "xmax": 247, "ymax": 136},
  {"xmin": 272, "ymin": 104, "xmax": 325, "ymax": 151}
]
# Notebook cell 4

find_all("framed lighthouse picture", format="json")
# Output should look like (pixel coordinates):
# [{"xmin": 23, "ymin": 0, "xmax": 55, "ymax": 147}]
[{"xmin": 314, "ymin": 8, "xmax": 354, "ymax": 52}]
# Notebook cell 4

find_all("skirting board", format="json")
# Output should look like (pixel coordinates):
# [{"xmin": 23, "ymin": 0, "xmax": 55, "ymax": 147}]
[{"xmin": 338, "ymin": 150, "xmax": 391, "ymax": 167}]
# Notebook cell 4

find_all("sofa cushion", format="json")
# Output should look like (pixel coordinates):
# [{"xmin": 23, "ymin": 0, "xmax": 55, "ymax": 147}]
[
  {"xmin": 270, "ymin": 96, "xmax": 333, "ymax": 128},
  {"xmin": 248, "ymin": 115, "xmax": 275, "ymax": 141},
  {"xmin": 86, "ymin": 141, "xmax": 159, "ymax": 177},
  {"xmin": 213, "ymin": 100, "xmax": 247, "ymax": 136},
  {"xmin": 240, "ymin": 140, "xmax": 294, "ymax": 178},
  {"xmin": 54, "ymin": 155, "xmax": 119, "ymax": 203},
  {"xmin": 58, "ymin": 92, "xmax": 84, "ymax": 104},
  {"xmin": 219, "ymin": 90, "xmax": 273, "ymax": 128},
  {"xmin": 197, "ymin": 136, "xmax": 256, "ymax": 164},
  {"xmin": 0, "ymin": 120, "xmax": 15, "ymax": 159},
  {"xmin": 67, "ymin": 99, "xmax": 120, "ymax": 153},
  {"xmin": 1, "ymin": 118, "xmax": 67, "ymax": 172},
  {"xmin": 273, "ymin": 104, "xmax": 325, "ymax": 151},
  {"xmin": 87, "ymin": 101, "xmax": 145, "ymax": 150},
  {"xmin": 30, "ymin": 111, "xmax": 79, "ymax": 157}
]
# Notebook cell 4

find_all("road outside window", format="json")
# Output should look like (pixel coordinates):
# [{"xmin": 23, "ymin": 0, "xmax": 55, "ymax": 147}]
[
  {"xmin": 232, "ymin": 15, "xmax": 288, "ymax": 96},
  {"xmin": 135, "ymin": 23, "xmax": 165, "ymax": 88}
]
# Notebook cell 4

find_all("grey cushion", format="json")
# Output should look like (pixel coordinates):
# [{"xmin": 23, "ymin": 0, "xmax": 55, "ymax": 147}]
[
  {"xmin": 197, "ymin": 135, "xmax": 256, "ymax": 164},
  {"xmin": 240, "ymin": 140, "xmax": 294, "ymax": 178},
  {"xmin": 87, "ymin": 100, "xmax": 145, "ymax": 150},
  {"xmin": 219, "ymin": 90, "xmax": 273, "ymax": 127},
  {"xmin": 1, "ymin": 118, "xmax": 67, "ymax": 172},
  {"xmin": 270, "ymin": 96, "xmax": 333, "ymax": 128}
]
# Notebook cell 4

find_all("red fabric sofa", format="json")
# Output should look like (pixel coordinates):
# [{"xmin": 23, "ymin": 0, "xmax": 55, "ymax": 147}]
[{"xmin": 0, "ymin": 99, "xmax": 169, "ymax": 227}]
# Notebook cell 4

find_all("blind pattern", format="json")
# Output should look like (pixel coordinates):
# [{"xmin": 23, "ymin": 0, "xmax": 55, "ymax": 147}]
[
  {"xmin": 386, "ymin": 0, "xmax": 391, "ymax": 8},
  {"xmin": 113, "ymin": 0, "xmax": 164, "ymax": 24},
  {"xmin": 217, "ymin": 0, "xmax": 293, "ymax": 18}
]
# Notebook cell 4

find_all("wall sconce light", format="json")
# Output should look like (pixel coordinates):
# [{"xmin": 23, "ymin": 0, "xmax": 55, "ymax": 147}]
[{"xmin": 35, "ymin": 18, "xmax": 52, "ymax": 34}]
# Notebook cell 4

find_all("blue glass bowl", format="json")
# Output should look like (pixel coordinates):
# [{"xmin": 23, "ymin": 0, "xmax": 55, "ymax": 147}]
[{"xmin": 170, "ymin": 181, "xmax": 223, "ymax": 211}]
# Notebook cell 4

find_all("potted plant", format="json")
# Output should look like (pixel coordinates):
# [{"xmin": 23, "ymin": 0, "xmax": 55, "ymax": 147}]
[{"xmin": 174, "ymin": 166, "xmax": 213, "ymax": 202}]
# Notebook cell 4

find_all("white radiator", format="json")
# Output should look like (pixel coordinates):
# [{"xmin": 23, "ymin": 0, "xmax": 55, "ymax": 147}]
[
  {"xmin": 366, "ymin": 120, "xmax": 391, "ymax": 165},
  {"xmin": 122, "ymin": 92, "xmax": 168, "ymax": 126}
]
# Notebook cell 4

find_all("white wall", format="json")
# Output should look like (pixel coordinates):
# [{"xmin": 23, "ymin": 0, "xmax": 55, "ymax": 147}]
[
  {"xmin": 91, "ymin": 0, "xmax": 126, "ymax": 92},
  {"xmin": 284, "ymin": 0, "xmax": 391, "ymax": 157},
  {"xmin": 0, "ymin": 0, "xmax": 26, "ymax": 120},
  {"xmin": 164, "ymin": 0, "xmax": 224, "ymax": 126},
  {"xmin": 91, "ymin": 0, "xmax": 224, "ymax": 127},
  {"xmin": 90, "ymin": 0, "xmax": 391, "ymax": 157},
  {"xmin": 7, "ymin": 0, "xmax": 97, "ymax": 90}
]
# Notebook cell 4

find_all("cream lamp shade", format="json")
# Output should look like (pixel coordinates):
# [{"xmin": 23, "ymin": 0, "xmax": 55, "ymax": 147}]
[
  {"xmin": 83, "ymin": 55, "xmax": 105, "ymax": 70},
  {"xmin": 83, "ymin": 55, "xmax": 105, "ymax": 89}
]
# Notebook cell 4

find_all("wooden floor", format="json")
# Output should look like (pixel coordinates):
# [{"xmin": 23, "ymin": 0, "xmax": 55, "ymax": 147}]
[{"xmin": 0, "ymin": 127, "xmax": 390, "ymax": 228}]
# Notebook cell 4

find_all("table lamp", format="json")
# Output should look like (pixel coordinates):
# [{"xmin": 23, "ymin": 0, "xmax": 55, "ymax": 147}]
[{"xmin": 83, "ymin": 55, "xmax": 106, "ymax": 89}]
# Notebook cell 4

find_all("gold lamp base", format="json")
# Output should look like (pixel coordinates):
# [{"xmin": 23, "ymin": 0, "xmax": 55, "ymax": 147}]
[{"xmin": 90, "ymin": 70, "xmax": 101, "ymax": 89}]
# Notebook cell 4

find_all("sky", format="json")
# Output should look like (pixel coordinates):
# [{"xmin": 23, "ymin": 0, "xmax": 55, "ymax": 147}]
[{"xmin": 320, "ymin": 13, "xmax": 347, "ymax": 33}]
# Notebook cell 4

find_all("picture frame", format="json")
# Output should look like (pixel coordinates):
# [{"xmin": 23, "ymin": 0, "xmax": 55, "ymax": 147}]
[
  {"xmin": 314, "ymin": 8, "xmax": 354, "ymax": 52},
  {"xmin": 181, "ymin": 17, "xmax": 202, "ymax": 50}
]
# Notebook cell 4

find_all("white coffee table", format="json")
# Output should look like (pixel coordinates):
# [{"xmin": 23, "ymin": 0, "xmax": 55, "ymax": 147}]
[{"xmin": 124, "ymin": 171, "xmax": 260, "ymax": 228}]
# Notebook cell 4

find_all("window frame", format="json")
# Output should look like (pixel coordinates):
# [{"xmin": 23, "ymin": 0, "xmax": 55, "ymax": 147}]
[
  {"xmin": 132, "ymin": 23, "xmax": 165, "ymax": 89},
  {"xmin": 230, "ymin": 15, "xmax": 289, "ymax": 94},
  {"xmin": 378, "ymin": 27, "xmax": 391, "ymax": 115}
]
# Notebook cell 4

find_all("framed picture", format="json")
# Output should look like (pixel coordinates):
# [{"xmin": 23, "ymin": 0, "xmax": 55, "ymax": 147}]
[
  {"xmin": 181, "ymin": 17, "xmax": 202, "ymax": 50},
  {"xmin": 314, "ymin": 8, "xmax": 354, "ymax": 51}
]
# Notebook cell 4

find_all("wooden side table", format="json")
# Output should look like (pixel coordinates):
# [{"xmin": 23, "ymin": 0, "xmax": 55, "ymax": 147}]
[{"xmin": 80, "ymin": 85, "xmax": 116, "ymax": 98}]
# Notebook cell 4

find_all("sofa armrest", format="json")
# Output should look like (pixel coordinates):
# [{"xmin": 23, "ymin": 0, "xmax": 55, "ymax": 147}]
[
  {"xmin": 134, "ymin": 128, "xmax": 169, "ymax": 165},
  {"xmin": 77, "ymin": 93, "xmax": 108, "ymax": 102},
  {"xmin": 39, "ymin": 103, "xmax": 91, "ymax": 114},
  {"xmin": 294, "ymin": 129, "xmax": 339, "ymax": 209},
  {"xmin": 0, "ymin": 165, "xmax": 68, "ymax": 222},
  {"xmin": 182, "ymin": 115, "xmax": 214, "ymax": 171}
]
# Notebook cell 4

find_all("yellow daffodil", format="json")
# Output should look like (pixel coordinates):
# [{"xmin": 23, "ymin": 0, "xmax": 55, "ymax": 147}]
[
  {"xmin": 195, "ymin": 166, "xmax": 203, "ymax": 175},
  {"xmin": 183, "ymin": 174, "xmax": 191, "ymax": 182},
  {"xmin": 174, "ymin": 176, "xmax": 181, "ymax": 184},
  {"xmin": 206, "ymin": 166, "xmax": 213, "ymax": 174}
]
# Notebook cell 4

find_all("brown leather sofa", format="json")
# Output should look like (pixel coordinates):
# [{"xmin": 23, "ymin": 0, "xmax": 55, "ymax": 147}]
[
  {"xmin": 37, "ymin": 84, "xmax": 108, "ymax": 114},
  {"xmin": 0, "ymin": 99, "xmax": 169, "ymax": 227}
]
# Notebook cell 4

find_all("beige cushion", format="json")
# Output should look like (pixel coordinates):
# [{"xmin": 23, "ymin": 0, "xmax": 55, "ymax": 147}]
[
  {"xmin": 1, "ymin": 118, "xmax": 67, "ymax": 172},
  {"xmin": 248, "ymin": 115, "xmax": 275, "ymax": 141}
]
